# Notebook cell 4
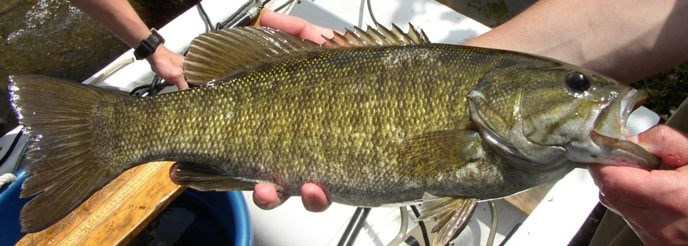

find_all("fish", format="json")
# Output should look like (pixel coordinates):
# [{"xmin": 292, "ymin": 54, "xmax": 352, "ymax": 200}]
[{"xmin": 8, "ymin": 25, "xmax": 657, "ymax": 245}]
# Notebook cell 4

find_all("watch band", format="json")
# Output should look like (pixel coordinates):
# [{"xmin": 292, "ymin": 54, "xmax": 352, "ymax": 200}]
[{"xmin": 134, "ymin": 28, "xmax": 165, "ymax": 60}]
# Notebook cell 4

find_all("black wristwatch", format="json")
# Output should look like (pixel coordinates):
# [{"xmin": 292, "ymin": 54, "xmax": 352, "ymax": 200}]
[{"xmin": 134, "ymin": 28, "xmax": 165, "ymax": 60}]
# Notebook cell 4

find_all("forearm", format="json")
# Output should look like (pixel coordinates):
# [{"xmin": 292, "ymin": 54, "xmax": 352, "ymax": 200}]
[
  {"xmin": 70, "ymin": 0, "xmax": 150, "ymax": 48},
  {"xmin": 464, "ymin": 0, "xmax": 688, "ymax": 84},
  {"xmin": 71, "ymin": 0, "xmax": 188, "ymax": 89}
]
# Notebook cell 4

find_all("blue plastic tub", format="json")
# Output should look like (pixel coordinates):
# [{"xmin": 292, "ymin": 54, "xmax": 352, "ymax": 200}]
[{"xmin": 0, "ymin": 168, "xmax": 252, "ymax": 245}]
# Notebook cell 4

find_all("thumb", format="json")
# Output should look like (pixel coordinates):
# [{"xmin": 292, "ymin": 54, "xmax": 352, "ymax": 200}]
[{"xmin": 633, "ymin": 125, "xmax": 688, "ymax": 168}]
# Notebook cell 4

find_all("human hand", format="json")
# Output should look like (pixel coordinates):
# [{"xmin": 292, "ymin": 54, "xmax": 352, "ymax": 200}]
[
  {"xmin": 146, "ymin": 45, "xmax": 188, "ymax": 90},
  {"xmin": 259, "ymin": 11, "xmax": 334, "ymax": 44},
  {"xmin": 589, "ymin": 124, "xmax": 688, "ymax": 245},
  {"xmin": 250, "ymin": 11, "xmax": 333, "ymax": 212},
  {"xmin": 253, "ymin": 183, "xmax": 330, "ymax": 212}
]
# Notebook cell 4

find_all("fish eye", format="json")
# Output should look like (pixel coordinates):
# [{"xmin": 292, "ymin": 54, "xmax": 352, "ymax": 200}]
[{"xmin": 566, "ymin": 72, "xmax": 590, "ymax": 92}]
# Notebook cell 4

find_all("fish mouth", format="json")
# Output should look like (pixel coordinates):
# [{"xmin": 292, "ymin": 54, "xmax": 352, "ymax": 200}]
[{"xmin": 592, "ymin": 89, "xmax": 659, "ymax": 168}]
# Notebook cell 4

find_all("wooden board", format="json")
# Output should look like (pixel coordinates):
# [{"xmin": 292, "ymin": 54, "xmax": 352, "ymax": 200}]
[{"xmin": 17, "ymin": 161, "xmax": 184, "ymax": 245}]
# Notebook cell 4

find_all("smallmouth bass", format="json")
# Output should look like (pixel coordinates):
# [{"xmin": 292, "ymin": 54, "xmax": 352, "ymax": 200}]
[{"xmin": 9, "ymin": 25, "xmax": 657, "ymax": 244}]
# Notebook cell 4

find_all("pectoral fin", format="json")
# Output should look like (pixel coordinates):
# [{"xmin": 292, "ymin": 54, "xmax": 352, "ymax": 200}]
[
  {"xmin": 169, "ymin": 162, "xmax": 268, "ymax": 191},
  {"xmin": 399, "ymin": 130, "xmax": 484, "ymax": 173},
  {"xmin": 417, "ymin": 196, "xmax": 478, "ymax": 246}
]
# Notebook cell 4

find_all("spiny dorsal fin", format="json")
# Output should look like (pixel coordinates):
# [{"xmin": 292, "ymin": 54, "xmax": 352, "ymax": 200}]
[
  {"xmin": 322, "ymin": 23, "xmax": 430, "ymax": 48},
  {"xmin": 184, "ymin": 27, "xmax": 323, "ymax": 85}
]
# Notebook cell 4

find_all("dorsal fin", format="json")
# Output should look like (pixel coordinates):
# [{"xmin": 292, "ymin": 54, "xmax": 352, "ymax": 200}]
[
  {"xmin": 322, "ymin": 23, "xmax": 430, "ymax": 48},
  {"xmin": 184, "ymin": 24, "xmax": 430, "ymax": 85},
  {"xmin": 184, "ymin": 27, "xmax": 323, "ymax": 85}
]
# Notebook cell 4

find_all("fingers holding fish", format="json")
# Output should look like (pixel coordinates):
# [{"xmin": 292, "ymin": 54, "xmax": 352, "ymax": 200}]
[
  {"xmin": 589, "ymin": 164, "xmax": 688, "ymax": 244},
  {"xmin": 627, "ymin": 125, "xmax": 688, "ymax": 168},
  {"xmin": 253, "ymin": 182, "xmax": 288, "ymax": 210},
  {"xmin": 588, "ymin": 125, "xmax": 688, "ymax": 210},
  {"xmin": 252, "ymin": 182, "xmax": 330, "ymax": 211},
  {"xmin": 300, "ymin": 183, "xmax": 331, "ymax": 212},
  {"xmin": 148, "ymin": 45, "xmax": 188, "ymax": 90},
  {"xmin": 259, "ymin": 11, "xmax": 334, "ymax": 44},
  {"xmin": 588, "ymin": 125, "xmax": 688, "ymax": 244},
  {"xmin": 589, "ymin": 164, "xmax": 658, "ymax": 209}
]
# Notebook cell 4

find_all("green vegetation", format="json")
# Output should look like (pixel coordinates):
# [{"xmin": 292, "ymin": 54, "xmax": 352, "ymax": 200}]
[{"xmin": 632, "ymin": 62, "xmax": 688, "ymax": 120}]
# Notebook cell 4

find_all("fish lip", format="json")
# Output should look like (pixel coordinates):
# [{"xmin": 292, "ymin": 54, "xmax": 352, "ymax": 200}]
[{"xmin": 593, "ymin": 89, "xmax": 659, "ymax": 168}]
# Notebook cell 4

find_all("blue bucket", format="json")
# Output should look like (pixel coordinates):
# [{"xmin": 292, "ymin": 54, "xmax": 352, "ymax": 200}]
[{"xmin": 0, "ymin": 168, "xmax": 252, "ymax": 245}]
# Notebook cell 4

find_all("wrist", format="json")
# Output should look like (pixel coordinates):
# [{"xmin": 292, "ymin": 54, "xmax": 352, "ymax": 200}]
[
  {"xmin": 134, "ymin": 28, "xmax": 165, "ymax": 60},
  {"xmin": 145, "ymin": 45, "xmax": 165, "ymax": 63}
]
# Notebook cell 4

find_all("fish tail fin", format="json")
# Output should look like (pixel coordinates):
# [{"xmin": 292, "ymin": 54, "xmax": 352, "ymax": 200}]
[{"xmin": 8, "ymin": 75, "xmax": 128, "ymax": 232}]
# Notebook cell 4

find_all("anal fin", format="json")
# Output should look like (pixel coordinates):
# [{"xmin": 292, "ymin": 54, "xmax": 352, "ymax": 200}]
[{"xmin": 169, "ymin": 162, "xmax": 263, "ymax": 191}]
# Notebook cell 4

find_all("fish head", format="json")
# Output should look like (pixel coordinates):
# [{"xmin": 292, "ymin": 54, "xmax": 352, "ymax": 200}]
[{"xmin": 467, "ymin": 61, "xmax": 658, "ymax": 171}]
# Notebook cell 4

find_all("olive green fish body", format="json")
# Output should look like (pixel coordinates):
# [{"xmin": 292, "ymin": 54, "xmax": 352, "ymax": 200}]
[{"xmin": 110, "ymin": 45, "xmax": 558, "ymax": 205}]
